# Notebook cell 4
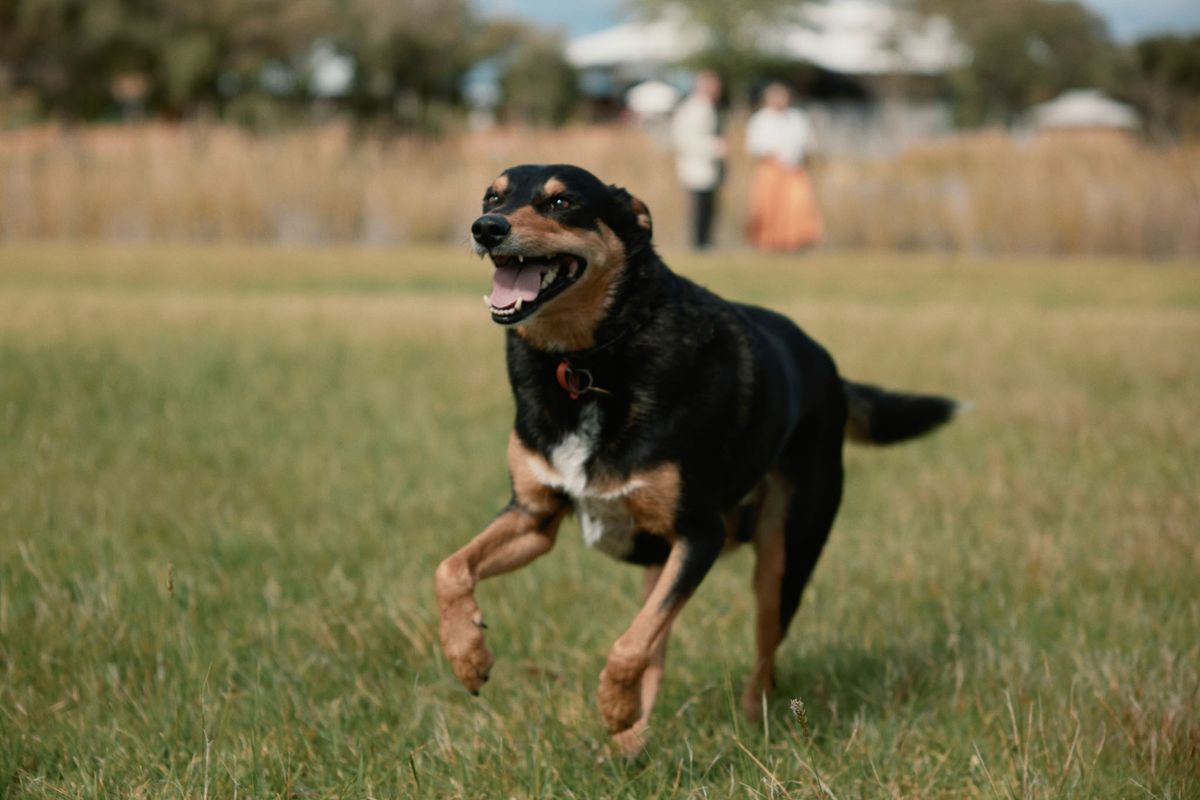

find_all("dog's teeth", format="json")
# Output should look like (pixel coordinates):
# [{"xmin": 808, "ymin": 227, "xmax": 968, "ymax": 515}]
[
  {"xmin": 518, "ymin": 255, "xmax": 525, "ymax": 264},
  {"xmin": 483, "ymin": 295, "xmax": 491, "ymax": 305},
  {"xmin": 515, "ymin": 298, "xmax": 523, "ymax": 311}
]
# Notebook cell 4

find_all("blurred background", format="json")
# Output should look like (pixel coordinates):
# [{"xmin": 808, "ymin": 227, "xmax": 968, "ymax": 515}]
[
  {"xmin": 3, "ymin": 5, "xmax": 1199, "ymax": 796},
  {"xmin": 1, "ymin": 0, "xmax": 1198, "ymax": 255}
]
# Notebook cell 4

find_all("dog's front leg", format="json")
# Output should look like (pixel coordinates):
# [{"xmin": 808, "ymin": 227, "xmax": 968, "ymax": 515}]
[
  {"xmin": 598, "ymin": 528, "xmax": 722, "ymax": 753},
  {"xmin": 435, "ymin": 501, "xmax": 566, "ymax": 693},
  {"xmin": 609, "ymin": 564, "xmax": 670, "ymax": 756}
]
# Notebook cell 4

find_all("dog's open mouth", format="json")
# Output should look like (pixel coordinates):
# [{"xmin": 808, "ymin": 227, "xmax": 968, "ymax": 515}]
[{"xmin": 485, "ymin": 253, "xmax": 587, "ymax": 324}]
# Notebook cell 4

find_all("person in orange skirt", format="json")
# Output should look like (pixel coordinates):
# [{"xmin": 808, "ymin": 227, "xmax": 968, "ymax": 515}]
[{"xmin": 745, "ymin": 83, "xmax": 823, "ymax": 251}]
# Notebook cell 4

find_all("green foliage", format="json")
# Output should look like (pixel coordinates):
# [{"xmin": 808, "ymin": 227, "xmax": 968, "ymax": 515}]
[
  {"xmin": 1134, "ymin": 34, "xmax": 1200, "ymax": 92},
  {"xmin": 1122, "ymin": 34, "xmax": 1200, "ymax": 138},
  {"xmin": 497, "ymin": 28, "xmax": 579, "ymax": 126},
  {"xmin": 338, "ymin": 0, "xmax": 480, "ymax": 128},
  {"xmin": 0, "ymin": 0, "xmax": 572, "ymax": 128},
  {"xmin": 0, "ymin": 0, "xmax": 156, "ymax": 118},
  {"xmin": 916, "ymin": 0, "xmax": 1119, "ymax": 125},
  {"xmin": 0, "ymin": 0, "xmax": 337, "ymax": 119}
]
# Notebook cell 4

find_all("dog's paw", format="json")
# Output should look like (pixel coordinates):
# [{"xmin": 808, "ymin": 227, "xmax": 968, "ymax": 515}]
[
  {"xmin": 740, "ymin": 664, "xmax": 775, "ymax": 722},
  {"xmin": 610, "ymin": 724, "xmax": 650, "ymax": 759},
  {"xmin": 741, "ymin": 688, "xmax": 765, "ymax": 724},
  {"xmin": 439, "ymin": 600, "xmax": 494, "ymax": 694},
  {"xmin": 597, "ymin": 652, "xmax": 646, "ymax": 733}
]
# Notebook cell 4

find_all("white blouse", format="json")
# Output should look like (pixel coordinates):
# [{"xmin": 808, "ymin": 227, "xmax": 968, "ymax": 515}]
[
  {"xmin": 746, "ymin": 107, "xmax": 813, "ymax": 167},
  {"xmin": 671, "ymin": 95, "xmax": 724, "ymax": 191}
]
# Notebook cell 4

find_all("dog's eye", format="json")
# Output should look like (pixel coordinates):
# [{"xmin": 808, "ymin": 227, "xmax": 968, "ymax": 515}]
[
  {"xmin": 483, "ymin": 191, "xmax": 500, "ymax": 208},
  {"xmin": 550, "ymin": 196, "xmax": 571, "ymax": 211}
]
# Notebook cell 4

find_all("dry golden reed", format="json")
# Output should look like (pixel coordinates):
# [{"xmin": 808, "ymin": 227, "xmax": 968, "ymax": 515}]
[{"xmin": 1, "ymin": 122, "xmax": 1196, "ymax": 255}]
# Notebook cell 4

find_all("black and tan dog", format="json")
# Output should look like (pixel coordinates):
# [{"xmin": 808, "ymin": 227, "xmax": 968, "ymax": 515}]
[{"xmin": 435, "ymin": 164, "xmax": 958, "ymax": 754}]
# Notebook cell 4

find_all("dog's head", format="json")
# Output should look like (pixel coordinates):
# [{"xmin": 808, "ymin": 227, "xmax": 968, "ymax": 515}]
[{"xmin": 471, "ymin": 164, "xmax": 652, "ymax": 349}]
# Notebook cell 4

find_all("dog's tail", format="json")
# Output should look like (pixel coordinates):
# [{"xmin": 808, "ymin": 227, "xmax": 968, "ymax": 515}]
[{"xmin": 842, "ymin": 380, "xmax": 962, "ymax": 445}]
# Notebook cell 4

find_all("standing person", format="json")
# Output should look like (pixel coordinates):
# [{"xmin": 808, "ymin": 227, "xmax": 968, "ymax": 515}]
[
  {"xmin": 671, "ymin": 70, "xmax": 727, "ymax": 250},
  {"xmin": 745, "ymin": 82, "xmax": 823, "ymax": 251}
]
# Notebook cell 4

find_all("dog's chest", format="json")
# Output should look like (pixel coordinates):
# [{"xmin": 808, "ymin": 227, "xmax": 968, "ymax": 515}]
[{"xmin": 529, "ymin": 406, "xmax": 640, "ymax": 558}]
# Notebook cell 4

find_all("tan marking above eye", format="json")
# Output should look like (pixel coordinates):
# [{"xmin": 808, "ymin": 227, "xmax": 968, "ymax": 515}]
[
  {"xmin": 542, "ymin": 178, "xmax": 566, "ymax": 196},
  {"xmin": 492, "ymin": 174, "xmax": 510, "ymax": 194}
]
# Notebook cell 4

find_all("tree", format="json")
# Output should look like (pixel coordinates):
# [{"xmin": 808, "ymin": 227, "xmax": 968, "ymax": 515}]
[
  {"xmin": 0, "ymin": 0, "xmax": 482, "ymax": 126},
  {"xmin": 0, "ymin": 0, "xmax": 335, "ymax": 121},
  {"xmin": 0, "ymin": 0, "xmax": 159, "ymax": 119},
  {"xmin": 914, "ymin": 0, "xmax": 1120, "ymax": 125},
  {"xmin": 1122, "ymin": 34, "xmax": 1200, "ymax": 139},
  {"xmin": 338, "ymin": 0, "xmax": 480, "ymax": 128},
  {"xmin": 501, "ymin": 31, "xmax": 578, "ymax": 126},
  {"xmin": 155, "ymin": 0, "xmax": 333, "ymax": 120}
]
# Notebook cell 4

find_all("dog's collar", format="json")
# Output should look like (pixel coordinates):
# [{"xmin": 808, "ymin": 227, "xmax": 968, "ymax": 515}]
[{"xmin": 551, "ymin": 315, "xmax": 649, "ymax": 400}]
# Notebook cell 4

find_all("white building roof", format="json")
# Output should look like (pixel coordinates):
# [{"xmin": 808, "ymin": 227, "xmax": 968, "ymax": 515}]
[
  {"xmin": 1029, "ymin": 89, "xmax": 1141, "ymax": 130},
  {"xmin": 565, "ymin": 0, "xmax": 966, "ymax": 76},
  {"xmin": 774, "ymin": 0, "xmax": 965, "ymax": 75},
  {"xmin": 565, "ymin": 10, "xmax": 705, "ymax": 69}
]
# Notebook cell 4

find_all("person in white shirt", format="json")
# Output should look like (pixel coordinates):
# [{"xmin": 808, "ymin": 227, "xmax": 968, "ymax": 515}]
[
  {"xmin": 670, "ymin": 70, "xmax": 727, "ymax": 249},
  {"xmin": 745, "ymin": 83, "xmax": 823, "ymax": 251}
]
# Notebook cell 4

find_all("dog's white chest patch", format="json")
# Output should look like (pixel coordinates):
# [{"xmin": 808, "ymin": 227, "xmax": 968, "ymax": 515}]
[
  {"xmin": 528, "ymin": 405, "xmax": 640, "ymax": 558},
  {"xmin": 547, "ymin": 405, "xmax": 599, "ymax": 497},
  {"xmin": 577, "ymin": 496, "xmax": 637, "ymax": 558}
]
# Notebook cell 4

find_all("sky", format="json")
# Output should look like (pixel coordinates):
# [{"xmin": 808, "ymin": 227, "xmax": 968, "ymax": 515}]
[{"xmin": 473, "ymin": 0, "xmax": 1200, "ymax": 41}]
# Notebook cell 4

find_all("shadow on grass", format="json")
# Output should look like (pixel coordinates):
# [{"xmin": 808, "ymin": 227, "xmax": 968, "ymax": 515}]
[{"xmin": 768, "ymin": 626, "xmax": 972, "ymax": 734}]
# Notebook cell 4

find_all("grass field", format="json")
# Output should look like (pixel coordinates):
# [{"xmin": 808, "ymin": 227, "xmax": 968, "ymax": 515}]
[{"xmin": 1, "ymin": 244, "xmax": 1197, "ymax": 798}]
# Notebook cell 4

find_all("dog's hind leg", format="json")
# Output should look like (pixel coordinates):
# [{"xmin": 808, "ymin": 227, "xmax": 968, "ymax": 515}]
[
  {"xmin": 611, "ymin": 564, "xmax": 672, "ymax": 756},
  {"xmin": 740, "ymin": 472, "xmax": 793, "ymax": 722},
  {"xmin": 774, "ymin": 427, "xmax": 845, "ymax": 696},
  {"xmin": 741, "ymin": 423, "xmax": 845, "ymax": 720}
]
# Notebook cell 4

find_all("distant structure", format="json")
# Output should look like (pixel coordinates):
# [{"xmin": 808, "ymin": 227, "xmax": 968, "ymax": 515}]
[
  {"xmin": 1027, "ymin": 89, "xmax": 1141, "ymax": 141},
  {"xmin": 566, "ymin": 0, "xmax": 968, "ymax": 156}
]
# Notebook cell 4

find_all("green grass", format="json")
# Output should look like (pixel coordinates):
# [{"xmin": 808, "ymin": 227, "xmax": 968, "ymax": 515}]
[{"xmin": 1, "ymin": 244, "xmax": 1197, "ymax": 799}]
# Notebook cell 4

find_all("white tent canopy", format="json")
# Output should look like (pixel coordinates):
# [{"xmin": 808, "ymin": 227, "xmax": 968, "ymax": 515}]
[
  {"xmin": 1028, "ymin": 89, "xmax": 1141, "ymax": 131},
  {"xmin": 625, "ymin": 80, "xmax": 682, "ymax": 116}
]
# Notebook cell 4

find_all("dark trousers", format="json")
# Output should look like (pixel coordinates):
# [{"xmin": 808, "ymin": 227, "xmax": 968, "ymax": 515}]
[{"xmin": 691, "ymin": 189, "xmax": 717, "ymax": 249}]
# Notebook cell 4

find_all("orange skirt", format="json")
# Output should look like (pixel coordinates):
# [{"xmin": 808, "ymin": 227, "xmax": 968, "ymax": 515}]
[{"xmin": 747, "ymin": 160, "xmax": 823, "ymax": 251}]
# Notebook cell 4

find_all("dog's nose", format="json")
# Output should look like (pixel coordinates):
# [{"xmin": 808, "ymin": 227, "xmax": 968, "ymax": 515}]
[{"xmin": 472, "ymin": 214, "xmax": 511, "ymax": 248}]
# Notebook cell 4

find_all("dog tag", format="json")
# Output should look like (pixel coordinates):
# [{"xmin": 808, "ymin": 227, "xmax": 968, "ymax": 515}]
[{"xmin": 556, "ymin": 360, "xmax": 594, "ymax": 400}]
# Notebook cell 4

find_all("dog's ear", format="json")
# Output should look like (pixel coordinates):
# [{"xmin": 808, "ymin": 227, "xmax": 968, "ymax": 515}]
[{"xmin": 607, "ymin": 184, "xmax": 653, "ymax": 248}]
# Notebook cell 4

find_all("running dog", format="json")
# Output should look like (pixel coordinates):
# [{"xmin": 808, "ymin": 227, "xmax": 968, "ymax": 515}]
[{"xmin": 434, "ymin": 164, "xmax": 958, "ymax": 755}]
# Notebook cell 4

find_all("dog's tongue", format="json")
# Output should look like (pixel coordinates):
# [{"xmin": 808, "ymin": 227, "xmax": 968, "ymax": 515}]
[{"xmin": 490, "ymin": 264, "xmax": 541, "ymax": 308}]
